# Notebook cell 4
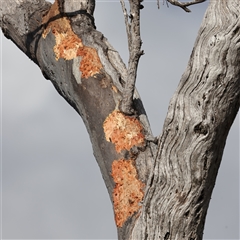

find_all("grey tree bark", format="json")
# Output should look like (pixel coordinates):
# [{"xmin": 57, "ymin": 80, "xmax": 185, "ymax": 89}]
[{"xmin": 1, "ymin": 0, "xmax": 239, "ymax": 239}]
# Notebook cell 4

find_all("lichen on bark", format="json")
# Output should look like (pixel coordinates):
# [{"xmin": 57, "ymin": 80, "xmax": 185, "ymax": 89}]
[
  {"xmin": 42, "ymin": 0, "xmax": 102, "ymax": 78},
  {"xmin": 111, "ymin": 159, "xmax": 144, "ymax": 227},
  {"xmin": 103, "ymin": 110, "xmax": 145, "ymax": 153}
]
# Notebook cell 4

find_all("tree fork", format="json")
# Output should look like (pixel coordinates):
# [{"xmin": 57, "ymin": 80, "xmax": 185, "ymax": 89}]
[{"xmin": 1, "ymin": 0, "xmax": 239, "ymax": 239}]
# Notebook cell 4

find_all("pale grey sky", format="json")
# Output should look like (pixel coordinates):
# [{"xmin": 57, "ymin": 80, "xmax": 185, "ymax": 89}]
[{"xmin": 1, "ymin": 0, "xmax": 239, "ymax": 239}]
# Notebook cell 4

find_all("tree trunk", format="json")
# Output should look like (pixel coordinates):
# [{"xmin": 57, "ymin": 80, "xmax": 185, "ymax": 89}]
[
  {"xmin": 129, "ymin": 1, "xmax": 240, "ymax": 238},
  {"xmin": 1, "ymin": 0, "xmax": 239, "ymax": 239}
]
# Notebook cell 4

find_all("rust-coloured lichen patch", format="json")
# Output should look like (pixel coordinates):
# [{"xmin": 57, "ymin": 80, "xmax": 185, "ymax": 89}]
[
  {"xmin": 42, "ymin": 0, "xmax": 102, "ymax": 78},
  {"xmin": 103, "ymin": 110, "xmax": 145, "ymax": 153},
  {"xmin": 77, "ymin": 47, "xmax": 103, "ymax": 79},
  {"xmin": 54, "ymin": 31, "xmax": 83, "ymax": 60},
  {"xmin": 112, "ymin": 159, "xmax": 144, "ymax": 227}
]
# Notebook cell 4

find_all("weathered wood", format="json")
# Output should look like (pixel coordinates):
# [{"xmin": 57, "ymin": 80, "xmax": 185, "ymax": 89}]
[
  {"xmin": 1, "ymin": 0, "xmax": 156, "ymax": 237},
  {"xmin": 167, "ymin": 0, "xmax": 207, "ymax": 12},
  {"xmin": 120, "ymin": 0, "xmax": 143, "ymax": 114},
  {"xmin": 129, "ymin": 0, "xmax": 240, "ymax": 239},
  {"xmin": 1, "ymin": 0, "xmax": 239, "ymax": 239}
]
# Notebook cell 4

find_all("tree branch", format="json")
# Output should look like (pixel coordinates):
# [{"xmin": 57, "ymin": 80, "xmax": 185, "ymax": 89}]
[
  {"xmin": 120, "ymin": 0, "xmax": 144, "ymax": 115},
  {"xmin": 120, "ymin": 0, "xmax": 131, "ymax": 52},
  {"xmin": 1, "ymin": 0, "xmax": 156, "ymax": 238},
  {"xmin": 167, "ymin": 0, "xmax": 207, "ymax": 12}
]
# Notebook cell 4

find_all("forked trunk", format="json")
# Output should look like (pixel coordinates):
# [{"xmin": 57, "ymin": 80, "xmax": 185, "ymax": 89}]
[{"xmin": 1, "ymin": 0, "xmax": 239, "ymax": 239}]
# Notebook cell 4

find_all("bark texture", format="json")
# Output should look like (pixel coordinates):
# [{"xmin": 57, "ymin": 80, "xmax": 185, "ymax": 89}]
[
  {"xmin": 1, "ymin": 0, "xmax": 239, "ymax": 239},
  {"xmin": 130, "ymin": 1, "xmax": 240, "ymax": 239}
]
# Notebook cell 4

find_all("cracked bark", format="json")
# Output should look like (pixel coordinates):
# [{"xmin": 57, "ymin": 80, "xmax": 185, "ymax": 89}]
[{"xmin": 1, "ymin": 0, "xmax": 239, "ymax": 239}]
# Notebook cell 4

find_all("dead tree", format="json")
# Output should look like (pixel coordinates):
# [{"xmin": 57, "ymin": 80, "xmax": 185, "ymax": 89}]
[{"xmin": 1, "ymin": 0, "xmax": 239, "ymax": 239}]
